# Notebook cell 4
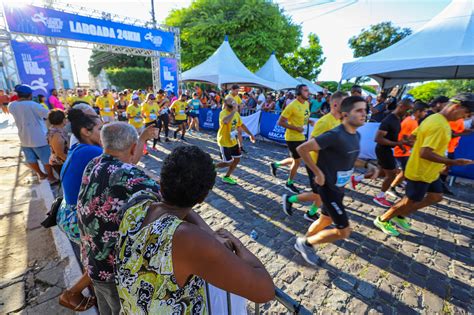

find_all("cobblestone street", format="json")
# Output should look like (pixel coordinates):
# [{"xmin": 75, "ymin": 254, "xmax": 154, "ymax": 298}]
[{"xmin": 141, "ymin": 130, "xmax": 473, "ymax": 314}]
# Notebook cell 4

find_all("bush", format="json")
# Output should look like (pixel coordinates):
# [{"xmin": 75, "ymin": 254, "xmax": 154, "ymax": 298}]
[{"xmin": 105, "ymin": 67, "xmax": 152, "ymax": 90}]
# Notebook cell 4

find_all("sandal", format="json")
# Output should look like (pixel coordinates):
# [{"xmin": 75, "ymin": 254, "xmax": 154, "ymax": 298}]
[{"xmin": 59, "ymin": 290, "xmax": 96, "ymax": 311}]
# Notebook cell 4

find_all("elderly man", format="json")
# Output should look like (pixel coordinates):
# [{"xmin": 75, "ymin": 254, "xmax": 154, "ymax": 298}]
[{"xmin": 9, "ymin": 85, "xmax": 57, "ymax": 183}]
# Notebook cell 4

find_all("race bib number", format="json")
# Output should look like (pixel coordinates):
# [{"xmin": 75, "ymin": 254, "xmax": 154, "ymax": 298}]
[
  {"xmin": 179, "ymin": 110, "xmax": 185, "ymax": 115},
  {"xmin": 149, "ymin": 114, "xmax": 157, "ymax": 120},
  {"xmin": 104, "ymin": 107, "xmax": 111, "ymax": 112},
  {"xmin": 336, "ymin": 169, "xmax": 353, "ymax": 187},
  {"xmin": 134, "ymin": 117, "xmax": 142, "ymax": 122}
]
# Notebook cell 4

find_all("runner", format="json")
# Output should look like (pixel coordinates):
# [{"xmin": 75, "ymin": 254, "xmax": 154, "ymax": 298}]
[
  {"xmin": 156, "ymin": 89, "xmax": 170, "ymax": 142},
  {"xmin": 170, "ymin": 94, "xmax": 189, "ymax": 140},
  {"xmin": 67, "ymin": 88, "xmax": 92, "ymax": 108},
  {"xmin": 126, "ymin": 95, "xmax": 146, "ymax": 154},
  {"xmin": 142, "ymin": 93, "xmax": 160, "ymax": 150},
  {"xmin": 388, "ymin": 101, "xmax": 427, "ymax": 197},
  {"xmin": 270, "ymin": 84, "xmax": 311, "ymax": 194},
  {"xmin": 293, "ymin": 96, "xmax": 379, "ymax": 265},
  {"xmin": 215, "ymin": 97, "xmax": 256, "ymax": 185},
  {"xmin": 95, "ymin": 89, "xmax": 115, "ymax": 123},
  {"xmin": 374, "ymin": 93, "xmax": 474, "ymax": 236},
  {"xmin": 187, "ymin": 92, "xmax": 201, "ymax": 134},
  {"xmin": 372, "ymin": 98, "xmax": 413, "ymax": 207},
  {"xmin": 282, "ymin": 91, "xmax": 348, "ymax": 222},
  {"xmin": 226, "ymin": 85, "xmax": 247, "ymax": 153},
  {"xmin": 115, "ymin": 92, "xmax": 128, "ymax": 122}
]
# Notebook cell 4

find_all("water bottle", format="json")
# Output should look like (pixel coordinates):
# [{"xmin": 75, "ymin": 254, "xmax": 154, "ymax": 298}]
[{"xmin": 250, "ymin": 229, "xmax": 258, "ymax": 240}]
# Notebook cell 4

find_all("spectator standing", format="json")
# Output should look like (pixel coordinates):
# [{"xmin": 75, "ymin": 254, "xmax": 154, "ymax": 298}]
[
  {"xmin": 0, "ymin": 89, "xmax": 10, "ymax": 114},
  {"xmin": 310, "ymin": 92, "xmax": 324, "ymax": 118},
  {"xmin": 262, "ymin": 95, "xmax": 275, "ymax": 112},
  {"xmin": 48, "ymin": 89, "xmax": 65, "ymax": 110},
  {"xmin": 46, "ymin": 110, "xmax": 69, "ymax": 175},
  {"xmin": 370, "ymin": 92, "xmax": 388, "ymax": 122},
  {"xmin": 256, "ymin": 89, "xmax": 266, "ymax": 111}
]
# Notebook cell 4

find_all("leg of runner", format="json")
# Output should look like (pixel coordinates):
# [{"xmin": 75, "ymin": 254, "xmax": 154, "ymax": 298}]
[
  {"xmin": 285, "ymin": 158, "xmax": 301, "ymax": 193},
  {"xmin": 195, "ymin": 117, "xmax": 200, "ymax": 132},
  {"xmin": 180, "ymin": 122, "xmax": 186, "ymax": 140},
  {"xmin": 237, "ymin": 127, "xmax": 246, "ymax": 153},
  {"xmin": 374, "ymin": 168, "xmax": 397, "ymax": 207}
]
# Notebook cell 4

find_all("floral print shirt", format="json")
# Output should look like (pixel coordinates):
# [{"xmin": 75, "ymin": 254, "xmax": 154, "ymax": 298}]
[{"xmin": 77, "ymin": 153, "xmax": 160, "ymax": 281}]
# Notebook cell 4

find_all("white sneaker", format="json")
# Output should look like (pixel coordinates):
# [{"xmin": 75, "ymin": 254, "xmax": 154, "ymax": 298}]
[{"xmin": 294, "ymin": 237, "xmax": 319, "ymax": 266}]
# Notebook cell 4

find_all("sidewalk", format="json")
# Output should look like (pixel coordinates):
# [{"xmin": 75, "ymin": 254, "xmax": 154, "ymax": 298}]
[{"xmin": 0, "ymin": 117, "xmax": 93, "ymax": 314}]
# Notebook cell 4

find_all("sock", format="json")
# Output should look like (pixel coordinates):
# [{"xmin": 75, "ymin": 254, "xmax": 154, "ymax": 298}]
[
  {"xmin": 376, "ymin": 191, "xmax": 385, "ymax": 198},
  {"xmin": 287, "ymin": 178, "xmax": 294, "ymax": 185},
  {"xmin": 397, "ymin": 215, "xmax": 405, "ymax": 219},
  {"xmin": 308, "ymin": 204, "xmax": 319, "ymax": 216},
  {"xmin": 288, "ymin": 195, "xmax": 299, "ymax": 203},
  {"xmin": 355, "ymin": 175, "xmax": 364, "ymax": 182},
  {"xmin": 304, "ymin": 239, "xmax": 312, "ymax": 247},
  {"xmin": 274, "ymin": 162, "xmax": 281, "ymax": 167}
]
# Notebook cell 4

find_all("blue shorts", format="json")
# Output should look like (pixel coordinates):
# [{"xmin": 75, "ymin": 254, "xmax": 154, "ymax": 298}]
[
  {"xmin": 22, "ymin": 145, "xmax": 51, "ymax": 164},
  {"xmin": 189, "ymin": 112, "xmax": 199, "ymax": 118},
  {"xmin": 406, "ymin": 178, "xmax": 443, "ymax": 202}
]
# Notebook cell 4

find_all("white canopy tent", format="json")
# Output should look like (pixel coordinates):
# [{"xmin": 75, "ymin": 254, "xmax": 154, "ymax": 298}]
[
  {"xmin": 181, "ymin": 37, "xmax": 276, "ymax": 89},
  {"xmin": 341, "ymin": 0, "xmax": 474, "ymax": 88},
  {"xmin": 296, "ymin": 77, "xmax": 323, "ymax": 94},
  {"xmin": 255, "ymin": 53, "xmax": 301, "ymax": 90}
]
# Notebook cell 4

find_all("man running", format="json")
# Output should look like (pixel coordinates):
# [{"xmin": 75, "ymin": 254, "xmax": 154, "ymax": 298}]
[
  {"xmin": 388, "ymin": 101, "xmax": 427, "ymax": 197},
  {"xmin": 270, "ymin": 84, "xmax": 311, "ymax": 194},
  {"xmin": 293, "ymin": 96, "xmax": 379, "ymax": 265},
  {"xmin": 374, "ymin": 93, "xmax": 474, "ymax": 236},
  {"xmin": 170, "ymin": 94, "xmax": 188, "ymax": 140},
  {"xmin": 156, "ymin": 89, "xmax": 170, "ymax": 142},
  {"xmin": 95, "ymin": 88, "xmax": 115, "ymax": 123},
  {"xmin": 187, "ymin": 92, "xmax": 201, "ymax": 134},
  {"xmin": 372, "ymin": 98, "xmax": 413, "ymax": 207},
  {"xmin": 282, "ymin": 91, "xmax": 348, "ymax": 222},
  {"xmin": 215, "ymin": 97, "xmax": 256, "ymax": 185},
  {"xmin": 226, "ymin": 85, "xmax": 247, "ymax": 153}
]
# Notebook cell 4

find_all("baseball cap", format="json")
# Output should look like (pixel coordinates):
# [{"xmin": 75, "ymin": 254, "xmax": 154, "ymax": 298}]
[
  {"xmin": 132, "ymin": 95, "xmax": 140, "ymax": 100},
  {"xmin": 15, "ymin": 84, "xmax": 32, "ymax": 94}
]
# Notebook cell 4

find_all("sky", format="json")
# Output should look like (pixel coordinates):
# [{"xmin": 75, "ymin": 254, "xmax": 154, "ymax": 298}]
[{"xmin": 55, "ymin": 0, "xmax": 453, "ymax": 84}]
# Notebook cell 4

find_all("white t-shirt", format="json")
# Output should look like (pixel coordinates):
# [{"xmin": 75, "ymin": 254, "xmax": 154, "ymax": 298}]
[{"xmin": 257, "ymin": 94, "xmax": 265, "ymax": 111}]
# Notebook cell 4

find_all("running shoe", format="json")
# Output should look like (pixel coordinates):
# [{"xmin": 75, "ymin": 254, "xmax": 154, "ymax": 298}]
[
  {"xmin": 294, "ymin": 237, "xmax": 319, "ymax": 266},
  {"xmin": 165, "ymin": 138, "xmax": 170, "ymax": 142},
  {"xmin": 188, "ymin": 130, "xmax": 194, "ymax": 136},
  {"xmin": 269, "ymin": 162, "xmax": 278, "ymax": 177},
  {"xmin": 442, "ymin": 183, "xmax": 454, "ymax": 196},
  {"xmin": 350, "ymin": 175, "xmax": 360, "ymax": 190},
  {"xmin": 373, "ymin": 217, "xmax": 400, "ymax": 236},
  {"xmin": 391, "ymin": 216, "xmax": 411, "ymax": 231},
  {"xmin": 285, "ymin": 182, "xmax": 300, "ymax": 194},
  {"xmin": 173, "ymin": 130, "xmax": 178, "ymax": 139},
  {"xmin": 373, "ymin": 196, "xmax": 392, "ymax": 208},
  {"xmin": 281, "ymin": 194, "xmax": 294, "ymax": 216},
  {"xmin": 221, "ymin": 176, "xmax": 237, "ymax": 185},
  {"xmin": 181, "ymin": 136, "xmax": 186, "ymax": 142},
  {"xmin": 387, "ymin": 187, "xmax": 403, "ymax": 199},
  {"xmin": 304, "ymin": 211, "xmax": 319, "ymax": 222}
]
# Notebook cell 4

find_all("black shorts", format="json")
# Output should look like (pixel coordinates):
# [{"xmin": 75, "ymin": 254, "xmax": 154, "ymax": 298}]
[
  {"xmin": 189, "ymin": 112, "xmax": 199, "ymax": 118},
  {"xmin": 287, "ymin": 141, "xmax": 305, "ymax": 159},
  {"xmin": 406, "ymin": 178, "xmax": 443, "ymax": 202},
  {"xmin": 447, "ymin": 152, "xmax": 455, "ymax": 159},
  {"xmin": 219, "ymin": 145, "xmax": 241, "ymax": 162},
  {"xmin": 175, "ymin": 119, "xmax": 187, "ymax": 125},
  {"xmin": 395, "ymin": 156, "xmax": 409, "ymax": 171},
  {"xmin": 376, "ymin": 145, "xmax": 396, "ymax": 170},
  {"xmin": 305, "ymin": 166, "xmax": 320, "ymax": 194},
  {"xmin": 318, "ymin": 185, "xmax": 348, "ymax": 229}
]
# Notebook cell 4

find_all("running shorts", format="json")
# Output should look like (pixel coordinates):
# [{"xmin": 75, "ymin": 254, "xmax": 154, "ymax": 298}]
[
  {"xmin": 318, "ymin": 185, "xmax": 349, "ymax": 229},
  {"xmin": 219, "ymin": 145, "xmax": 241, "ymax": 162},
  {"xmin": 376, "ymin": 145, "xmax": 397, "ymax": 170},
  {"xmin": 406, "ymin": 178, "xmax": 443, "ymax": 202},
  {"xmin": 395, "ymin": 156, "xmax": 409, "ymax": 171},
  {"xmin": 287, "ymin": 141, "xmax": 305, "ymax": 160}
]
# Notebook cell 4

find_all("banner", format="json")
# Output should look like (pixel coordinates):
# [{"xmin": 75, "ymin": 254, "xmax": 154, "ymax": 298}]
[
  {"xmin": 259, "ymin": 111, "xmax": 286, "ymax": 143},
  {"xmin": 199, "ymin": 108, "xmax": 221, "ymax": 131},
  {"xmin": 4, "ymin": 4, "xmax": 175, "ymax": 53},
  {"xmin": 159, "ymin": 57, "xmax": 178, "ymax": 96},
  {"xmin": 11, "ymin": 40, "xmax": 55, "ymax": 98},
  {"xmin": 240, "ymin": 111, "xmax": 261, "ymax": 137},
  {"xmin": 451, "ymin": 134, "xmax": 474, "ymax": 180}
]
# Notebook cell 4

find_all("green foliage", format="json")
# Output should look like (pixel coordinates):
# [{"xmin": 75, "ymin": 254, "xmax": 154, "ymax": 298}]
[
  {"xmin": 89, "ymin": 50, "xmax": 151, "ymax": 77},
  {"xmin": 318, "ymin": 81, "xmax": 353, "ymax": 92},
  {"xmin": 105, "ymin": 67, "xmax": 152, "ymax": 90},
  {"xmin": 280, "ymin": 33, "xmax": 325, "ymax": 81},
  {"xmin": 409, "ymin": 80, "xmax": 474, "ymax": 102},
  {"xmin": 362, "ymin": 85, "xmax": 377, "ymax": 94},
  {"xmin": 165, "ymin": 0, "xmax": 301, "ymax": 71},
  {"xmin": 348, "ymin": 22, "xmax": 412, "ymax": 58}
]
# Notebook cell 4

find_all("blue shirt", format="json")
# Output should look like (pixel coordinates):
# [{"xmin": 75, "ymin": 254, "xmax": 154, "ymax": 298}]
[
  {"xmin": 188, "ymin": 99, "xmax": 201, "ymax": 114},
  {"xmin": 61, "ymin": 143, "xmax": 103, "ymax": 205}
]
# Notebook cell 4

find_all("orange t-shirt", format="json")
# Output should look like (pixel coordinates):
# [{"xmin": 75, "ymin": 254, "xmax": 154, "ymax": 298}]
[
  {"xmin": 447, "ymin": 119, "xmax": 465, "ymax": 153},
  {"xmin": 394, "ymin": 116, "xmax": 418, "ymax": 157}
]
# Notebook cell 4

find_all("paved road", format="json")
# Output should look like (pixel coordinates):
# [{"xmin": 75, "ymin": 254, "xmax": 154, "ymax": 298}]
[{"xmin": 140, "ymin": 130, "xmax": 473, "ymax": 314}]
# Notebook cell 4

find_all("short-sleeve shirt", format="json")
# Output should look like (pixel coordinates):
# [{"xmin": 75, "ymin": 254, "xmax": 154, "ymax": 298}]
[
  {"xmin": 95, "ymin": 95, "xmax": 115, "ymax": 117},
  {"xmin": 188, "ymin": 99, "xmax": 201, "ymax": 114},
  {"xmin": 170, "ymin": 100, "xmax": 188, "ymax": 120},
  {"xmin": 126, "ymin": 104, "xmax": 143, "ymax": 128},
  {"xmin": 371, "ymin": 102, "xmax": 386, "ymax": 122},
  {"xmin": 310, "ymin": 99, "xmax": 323, "ymax": 117},
  {"xmin": 377, "ymin": 113, "xmax": 401, "ymax": 148},
  {"xmin": 280, "ymin": 99, "xmax": 310, "ymax": 141},
  {"xmin": 226, "ymin": 94, "xmax": 242, "ymax": 105},
  {"xmin": 405, "ymin": 113, "xmax": 451, "ymax": 183},
  {"xmin": 141, "ymin": 102, "xmax": 160, "ymax": 123},
  {"xmin": 77, "ymin": 154, "xmax": 160, "ymax": 281},
  {"xmin": 310, "ymin": 113, "xmax": 341, "ymax": 162},
  {"xmin": 448, "ymin": 118, "xmax": 465, "ymax": 153},
  {"xmin": 315, "ymin": 124, "xmax": 360, "ymax": 188},
  {"xmin": 217, "ymin": 108, "xmax": 242, "ymax": 147},
  {"xmin": 68, "ymin": 96, "xmax": 93, "ymax": 106},
  {"xmin": 9, "ymin": 100, "xmax": 49, "ymax": 147},
  {"xmin": 394, "ymin": 116, "xmax": 418, "ymax": 157}
]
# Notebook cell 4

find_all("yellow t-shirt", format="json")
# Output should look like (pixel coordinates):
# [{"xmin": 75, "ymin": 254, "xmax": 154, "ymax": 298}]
[
  {"xmin": 139, "ymin": 94, "xmax": 146, "ymax": 102},
  {"xmin": 96, "ymin": 95, "xmax": 115, "ymax": 117},
  {"xmin": 170, "ymin": 100, "xmax": 188, "ymax": 120},
  {"xmin": 217, "ymin": 109, "xmax": 242, "ymax": 147},
  {"xmin": 280, "ymin": 99, "xmax": 310, "ymax": 141},
  {"xmin": 141, "ymin": 102, "xmax": 160, "ymax": 123},
  {"xmin": 126, "ymin": 104, "xmax": 144, "ymax": 129},
  {"xmin": 405, "ymin": 113, "xmax": 452, "ymax": 183},
  {"xmin": 226, "ymin": 94, "xmax": 242, "ymax": 105},
  {"xmin": 125, "ymin": 94, "xmax": 132, "ymax": 102},
  {"xmin": 310, "ymin": 113, "xmax": 341, "ymax": 162},
  {"xmin": 68, "ymin": 96, "xmax": 92, "ymax": 106}
]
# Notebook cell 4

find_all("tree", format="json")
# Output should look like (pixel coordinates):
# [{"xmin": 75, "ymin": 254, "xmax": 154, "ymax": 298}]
[
  {"xmin": 280, "ymin": 33, "xmax": 325, "ymax": 81},
  {"xmin": 165, "ymin": 0, "xmax": 302, "ymax": 71},
  {"xmin": 88, "ymin": 50, "xmax": 151, "ymax": 77},
  {"xmin": 348, "ymin": 22, "xmax": 412, "ymax": 58},
  {"xmin": 409, "ymin": 80, "xmax": 474, "ymax": 102},
  {"xmin": 105, "ymin": 67, "xmax": 152, "ymax": 90}
]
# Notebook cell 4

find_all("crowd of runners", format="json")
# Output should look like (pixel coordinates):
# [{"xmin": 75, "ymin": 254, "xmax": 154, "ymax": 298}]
[{"xmin": 5, "ymin": 82, "xmax": 474, "ymax": 313}]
